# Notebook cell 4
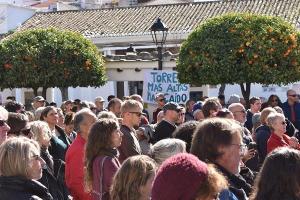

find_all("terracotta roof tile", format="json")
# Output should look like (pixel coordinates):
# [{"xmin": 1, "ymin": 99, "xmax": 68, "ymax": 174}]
[{"xmin": 19, "ymin": 0, "xmax": 300, "ymax": 38}]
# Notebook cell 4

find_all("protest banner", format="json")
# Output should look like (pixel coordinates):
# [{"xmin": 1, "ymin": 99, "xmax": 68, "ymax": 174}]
[{"xmin": 142, "ymin": 70, "xmax": 190, "ymax": 104}]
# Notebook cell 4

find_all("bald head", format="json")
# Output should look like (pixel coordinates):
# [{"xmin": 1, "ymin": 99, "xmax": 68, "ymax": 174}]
[
  {"xmin": 228, "ymin": 103, "xmax": 246, "ymax": 123},
  {"xmin": 228, "ymin": 103, "xmax": 244, "ymax": 112}
]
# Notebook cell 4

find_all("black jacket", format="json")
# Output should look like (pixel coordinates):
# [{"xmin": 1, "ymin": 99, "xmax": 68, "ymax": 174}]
[
  {"xmin": 48, "ymin": 125, "xmax": 71, "ymax": 161},
  {"xmin": 0, "ymin": 176, "xmax": 53, "ymax": 200},
  {"xmin": 214, "ymin": 164, "xmax": 251, "ymax": 200},
  {"xmin": 255, "ymin": 125, "xmax": 271, "ymax": 164},
  {"xmin": 152, "ymin": 120, "xmax": 176, "ymax": 144},
  {"xmin": 39, "ymin": 149, "xmax": 69, "ymax": 200}
]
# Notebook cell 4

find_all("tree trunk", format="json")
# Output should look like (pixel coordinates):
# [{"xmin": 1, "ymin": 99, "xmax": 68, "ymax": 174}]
[
  {"xmin": 60, "ymin": 87, "xmax": 69, "ymax": 101},
  {"xmin": 240, "ymin": 83, "xmax": 251, "ymax": 109},
  {"xmin": 33, "ymin": 87, "xmax": 38, "ymax": 97},
  {"xmin": 42, "ymin": 87, "xmax": 47, "ymax": 99},
  {"xmin": 218, "ymin": 84, "xmax": 226, "ymax": 96}
]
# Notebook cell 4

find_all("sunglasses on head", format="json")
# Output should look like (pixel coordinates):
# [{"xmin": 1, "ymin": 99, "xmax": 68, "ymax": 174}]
[{"xmin": 0, "ymin": 120, "xmax": 6, "ymax": 127}]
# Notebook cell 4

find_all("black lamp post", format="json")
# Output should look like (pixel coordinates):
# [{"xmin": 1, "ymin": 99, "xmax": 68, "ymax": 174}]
[{"xmin": 150, "ymin": 18, "xmax": 168, "ymax": 70}]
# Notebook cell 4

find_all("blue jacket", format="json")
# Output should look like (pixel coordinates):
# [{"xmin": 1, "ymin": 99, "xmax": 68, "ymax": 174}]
[
  {"xmin": 282, "ymin": 101, "xmax": 300, "ymax": 130},
  {"xmin": 255, "ymin": 125, "xmax": 271, "ymax": 164},
  {"xmin": 219, "ymin": 189, "xmax": 238, "ymax": 200}
]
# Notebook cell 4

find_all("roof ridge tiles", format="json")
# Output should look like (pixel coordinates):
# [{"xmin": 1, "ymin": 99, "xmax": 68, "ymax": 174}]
[{"xmin": 17, "ymin": 0, "xmax": 300, "ymax": 39}]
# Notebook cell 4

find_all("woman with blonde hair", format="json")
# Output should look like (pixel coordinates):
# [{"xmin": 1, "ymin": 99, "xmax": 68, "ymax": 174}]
[
  {"xmin": 84, "ymin": 118, "xmax": 122, "ymax": 200},
  {"xmin": 110, "ymin": 155, "xmax": 157, "ymax": 200},
  {"xmin": 0, "ymin": 137, "xmax": 52, "ymax": 199},
  {"xmin": 31, "ymin": 121, "xmax": 69, "ymax": 200}
]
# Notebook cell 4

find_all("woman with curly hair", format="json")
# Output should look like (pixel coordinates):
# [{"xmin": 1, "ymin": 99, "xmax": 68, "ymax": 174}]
[
  {"xmin": 84, "ymin": 118, "xmax": 122, "ymax": 200},
  {"xmin": 110, "ymin": 155, "xmax": 157, "ymax": 200}
]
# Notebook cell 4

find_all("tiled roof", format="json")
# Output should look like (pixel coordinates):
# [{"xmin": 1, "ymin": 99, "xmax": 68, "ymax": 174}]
[{"xmin": 19, "ymin": 0, "xmax": 300, "ymax": 38}]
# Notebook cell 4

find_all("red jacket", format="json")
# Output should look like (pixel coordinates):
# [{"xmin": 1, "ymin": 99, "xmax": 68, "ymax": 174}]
[
  {"xmin": 65, "ymin": 134, "xmax": 91, "ymax": 200},
  {"xmin": 267, "ymin": 133, "xmax": 291, "ymax": 154}
]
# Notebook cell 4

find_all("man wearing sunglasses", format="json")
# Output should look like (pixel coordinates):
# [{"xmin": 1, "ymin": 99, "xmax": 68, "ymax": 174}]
[
  {"xmin": 152, "ymin": 93, "xmax": 166, "ymax": 124},
  {"xmin": 0, "ymin": 106, "xmax": 10, "ymax": 144},
  {"xmin": 282, "ymin": 89, "xmax": 300, "ymax": 130},
  {"xmin": 151, "ymin": 102, "xmax": 181, "ymax": 144},
  {"xmin": 119, "ymin": 99, "xmax": 143, "ymax": 163}
]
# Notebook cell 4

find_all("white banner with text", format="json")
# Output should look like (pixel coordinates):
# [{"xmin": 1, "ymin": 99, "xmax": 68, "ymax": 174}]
[{"xmin": 142, "ymin": 70, "xmax": 190, "ymax": 104}]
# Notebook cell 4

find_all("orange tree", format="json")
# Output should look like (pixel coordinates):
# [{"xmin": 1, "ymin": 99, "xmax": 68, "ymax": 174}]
[
  {"xmin": 0, "ymin": 28, "xmax": 106, "ymax": 98},
  {"xmin": 177, "ymin": 13, "xmax": 300, "ymax": 106}
]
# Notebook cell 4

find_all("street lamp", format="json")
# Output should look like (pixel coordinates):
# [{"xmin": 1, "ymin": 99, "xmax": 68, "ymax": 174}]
[{"xmin": 150, "ymin": 18, "xmax": 168, "ymax": 70}]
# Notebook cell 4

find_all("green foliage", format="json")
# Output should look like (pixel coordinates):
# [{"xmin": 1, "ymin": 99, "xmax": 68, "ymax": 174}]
[
  {"xmin": 0, "ymin": 28, "xmax": 106, "ymax": 90},
  {"xmin": 177, "ymin": 13, "xmax": 300, "ymax": 86}
]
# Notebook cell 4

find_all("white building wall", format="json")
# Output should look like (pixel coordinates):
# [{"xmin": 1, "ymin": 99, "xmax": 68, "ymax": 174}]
[
  {"xmin": 66, "ymin": 81, "xmax": 116, "ymax": 106},
  {"xmin": 7, "ymin": 5, "xmax": 35, "ymax": 32},
  {"xmin": 208, "ymin": 82, "xmax": 300, "ymax": 103},
  {"xmin": 0, "ymin": 4, "xmax": 35, "ymax": 34}
]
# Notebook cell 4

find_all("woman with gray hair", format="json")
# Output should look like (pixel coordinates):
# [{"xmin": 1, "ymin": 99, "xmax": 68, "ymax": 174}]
[
  {"xmin": 273, "ymin": 106, "xmax": 298, "ymax": 138},
  {"xmin": 149, "ymin": 138, "xmax": 186, "ymax": 165},
  {"xmin": 267, "ymin": 112, "xmax": 300, "ymax": 154}
]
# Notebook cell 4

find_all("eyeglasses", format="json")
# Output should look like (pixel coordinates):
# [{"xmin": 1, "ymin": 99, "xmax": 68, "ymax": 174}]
[
  {"xmin": 31, "ymin": 155, "xmax": 42, "ymax": 161},
  {"xmin": 234, "ymin": 109, "xmax": 246, "ymax": 114},
  {"xmin": 0, "ymin": 120, "xmax": 7, "ymax": 127},
  {"xmin": 281, "ymin": 121, "xmax": 287, "ymax": 125},
  {"xmin": 129, "ymin": 112, "xmax": 143, "ymax": 117},
  {"xmin": 230, "ymin": 143, "xmax": 247, "ymax": 154},
  {"xmin": 289, "ymin": 94, "xmax": 297, "ymax": 97}
]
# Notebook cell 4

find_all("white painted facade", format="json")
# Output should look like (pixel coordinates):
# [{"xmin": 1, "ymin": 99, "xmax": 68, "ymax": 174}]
[
  {"xmin": 209, "ymin": 82, "xmax": 300, "ymax": 103},
  {"xmin": 0, "ymin": 3, "xmax": 35, "ymax": 34}
]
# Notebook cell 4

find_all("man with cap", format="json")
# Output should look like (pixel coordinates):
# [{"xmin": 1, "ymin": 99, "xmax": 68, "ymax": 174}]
[
  {"xmin": 94, "ymin": 96, "xmax": 107, "ymax": 115},
  {"xmin": 151, "ymin": 102, "xmax": 180, "ymax": 144},
  {"xmin": 32, "ymin": 96, "xmax": 46, "ymax": 111}
]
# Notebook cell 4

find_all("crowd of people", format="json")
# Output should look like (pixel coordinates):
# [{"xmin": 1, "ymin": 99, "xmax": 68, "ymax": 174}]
[{"xmin": 0, "ymin": 90, "xmax": 300, "ymax": 199}]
